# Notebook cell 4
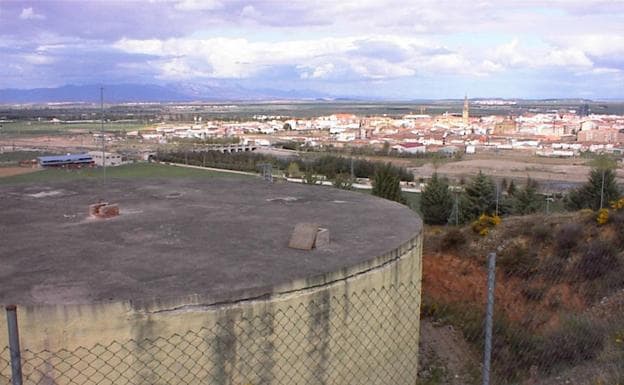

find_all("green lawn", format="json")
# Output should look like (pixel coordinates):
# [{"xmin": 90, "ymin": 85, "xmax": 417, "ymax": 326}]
[
  {"xmin": 0, "ymin": 162, "xmax": 252, "ymax": 184},
  {"xmin": 403, "ymin": 191, "xmax": 422, "ymax": 215}
]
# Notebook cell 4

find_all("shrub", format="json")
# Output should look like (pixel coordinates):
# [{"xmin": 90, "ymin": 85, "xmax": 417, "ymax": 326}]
[
  {"xmin": 596, "ymin": 208, "xmax": 609, "ymax": 225},
  {"xmin": 554, "ymin": 223, "xmax": 583, "ymax": 259},
  {"xmin": 612, "ymin": 197, "xmax": 624, "ymax": 210},
  {"xmin": 540, "ymin": 316, "xmax": 605, "ymax": 371},
  {"xmin": 539, "ymin": 256, "xmax": 566, "ymax": 282},
  {"xmin": 499, "ymin": 243, "xmax": 538, "ymax": 278},
  {"xmin": 576, "ymin": 240, "xmax": 619, "ymax": 280},
  {"xmin": 472, "ymin": 214, "xmax": 501, "ymax": 236},
  {"xmin": 286, "ymin": 162, "xmax": 301, "ymax": 178},
  {"xmin": 612, "ymin": 210, "xmax": 624, "ymax": 248},
  {"xmin": 521, "ymin": 286, "xmax": 546, "ymax": 302},
  {"xmin": 531, "ymin": 223, "xmax": 552, "ymax": 244},
  {"xmin": 331, "ymin": 173, "xmax": 353, "ymax": 190},
  {"xmin": 441, "ymin": 228, "xmax": 467, "ymax": 250}
]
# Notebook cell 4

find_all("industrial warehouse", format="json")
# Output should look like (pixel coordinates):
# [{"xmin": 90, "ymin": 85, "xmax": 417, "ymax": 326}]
[{"xmin": 0, "ymin": 177, "xmax": 423, "ymax": 385}]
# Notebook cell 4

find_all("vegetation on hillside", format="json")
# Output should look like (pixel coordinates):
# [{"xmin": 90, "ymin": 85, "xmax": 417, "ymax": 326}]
[
  {"xmin": 156, "ymin": 150, "xmax": 414, "ymax": 182},
  {"xmin": 424, "ymin": 204, "xmax": 624, "ymax": 383}
]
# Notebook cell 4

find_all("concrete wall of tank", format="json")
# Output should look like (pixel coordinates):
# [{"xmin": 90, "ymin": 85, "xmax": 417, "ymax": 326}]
[{"xmin": 0, "ymin": 232, "xmax": 422, "ymax": 385}]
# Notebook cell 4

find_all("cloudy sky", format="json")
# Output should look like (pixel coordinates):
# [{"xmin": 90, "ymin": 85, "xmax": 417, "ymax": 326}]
[{"xmin": 1, "ymin": 0, "xmax": 623, "ymax": 99}]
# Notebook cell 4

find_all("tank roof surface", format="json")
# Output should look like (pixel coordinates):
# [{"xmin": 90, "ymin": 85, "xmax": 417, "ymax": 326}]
[{"xmin": 0, "ymin": 177, "xmax": 421, "ymax": 307}]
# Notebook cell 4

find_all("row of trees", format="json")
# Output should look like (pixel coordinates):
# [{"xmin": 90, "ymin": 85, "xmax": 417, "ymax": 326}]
[
  {"xmin": 155, "ymin": 150, "xmax": 414, "ymax": 182},
  {"xmin": 420, "ymin": 172, "xmax": 547, "ymax": 225},
  {"xmin": 419, "ymin": 155, "xmax": 622, "ymax": 225}
]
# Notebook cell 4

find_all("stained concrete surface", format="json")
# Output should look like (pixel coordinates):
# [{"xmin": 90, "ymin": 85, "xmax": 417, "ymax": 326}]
[{"xmin": 0, "ymin": 177, "xmax": 421, "ymax": 307}]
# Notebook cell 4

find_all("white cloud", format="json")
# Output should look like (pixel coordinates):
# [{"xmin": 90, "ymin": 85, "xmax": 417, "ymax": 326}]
[
  {"xmin": 550, "ymin": 34, "xmax": 624, "ymax": 57},
  {"xmin": 240, "ymin": 5, "xmax": 260, "ymax": 19},
  {"xmin": 299, "ymin": 63, "xmax": 336, "ymax": 79},
  {"xmin": 174, "ymin": 0, "xmax": 222, "ymax": 11},
  {"xmin": 481, "ymin": 39, "xmax": 594, "ymax": 74},
  {"xmin": 542, "ymin": 48, "xmax": 592, "ymax": 68},
  {"xmin": 113, "ymin": 35, "xmax": 478, "ymax": 81},
  {"xmin": 19, "ymin": 7, "xmax": 45, "ymax": 20},
  {"xmin": 22, "ymin": 53, "xmax": 55, "ymax": 65}
]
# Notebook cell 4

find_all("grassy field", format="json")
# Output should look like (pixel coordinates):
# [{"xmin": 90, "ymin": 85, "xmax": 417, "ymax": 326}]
[
  {"xmin": 403, "ymin": 191, "xmax": 422, "ymax": 215},
  {"xmin": 0, "ymin": 162, "xmax": 252, "ymax": 184},
  {"xmin": 0, "ymin": 121, "xmax": 150, "ymax": 136},
  {"xmin": 0, "ymin": 150, "xmax": 54, "ymax": 163}
]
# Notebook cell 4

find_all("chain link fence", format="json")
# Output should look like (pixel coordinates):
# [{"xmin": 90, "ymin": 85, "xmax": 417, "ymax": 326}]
[{"xmin": 1, "ymin": 282, "xmax": 421, "ymax": 385}]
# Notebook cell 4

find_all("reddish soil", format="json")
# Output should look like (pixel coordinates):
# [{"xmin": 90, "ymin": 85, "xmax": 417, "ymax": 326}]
[{"xmin": 422, "ymin": 253, "xmax": 586, "ymax": 331}]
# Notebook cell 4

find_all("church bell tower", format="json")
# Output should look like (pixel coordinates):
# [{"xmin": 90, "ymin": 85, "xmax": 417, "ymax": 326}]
[{"xmin": 462, "ymin": 94, "xmax": 469, "ymax": 126}]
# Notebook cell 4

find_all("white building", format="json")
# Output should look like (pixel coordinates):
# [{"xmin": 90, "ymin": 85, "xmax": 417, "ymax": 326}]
[
  {"xmin": 88, "ymin": 151, "xmax": 123, "ymax": 167},
  {"xmin": 392, "ymin": 143, "xmax": 426, "ymax": 154}
]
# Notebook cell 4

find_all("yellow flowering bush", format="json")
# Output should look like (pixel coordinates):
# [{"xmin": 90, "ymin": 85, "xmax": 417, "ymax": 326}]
[
  {"xmin": 611, "ymin": 197, "xmax": 624, "ymax": 210},
  {"xmin": 472, "ymin": 214, "xmax": 501, "ymax": 236},
  {"xmin": 597, "ymin": 208, "xmax": 609, "ymax": 226}
]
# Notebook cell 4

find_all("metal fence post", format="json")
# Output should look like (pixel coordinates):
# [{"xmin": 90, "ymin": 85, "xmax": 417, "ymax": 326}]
[
  {"xmin": 6, "ymin": 305, "xmax": 23, "ymax": 385},
  {"xmin": 482, "ymin": 253, "xmax": 496, "ymax": 385}
]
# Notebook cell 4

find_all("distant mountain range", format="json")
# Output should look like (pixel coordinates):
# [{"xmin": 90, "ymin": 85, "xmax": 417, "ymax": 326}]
[{"xmin": 0, "ymin": 83, "xmax": 331, "ymax": 103}]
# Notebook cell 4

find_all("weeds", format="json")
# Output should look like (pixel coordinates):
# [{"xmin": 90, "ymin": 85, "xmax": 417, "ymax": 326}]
[{"xmin": 555, "ymin": 223, "xmax": 583, "ymax": 258}]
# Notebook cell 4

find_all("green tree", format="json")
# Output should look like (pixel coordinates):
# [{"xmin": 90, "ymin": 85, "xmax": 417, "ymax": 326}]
[
  {"xmin": 512, "ymin": 178, "xmax": 542, "ymax": 215},
  {"xmin": 507, "ymin": 179, "xmax": 517, "ymax": 195},
  {"xmin": 420, "ymin": 173, "xmax": 453, "ymax": 225},
  {"xmin": 566, "ymin": 155, "xmax": 620, "ymax": 210},
  {"xmin": 372, "ymin": 163, "xmax": 406, "ymax": 204},
  {"xmin": 464, "ymin": 171, "xmax": 496, "ymax": 219}
]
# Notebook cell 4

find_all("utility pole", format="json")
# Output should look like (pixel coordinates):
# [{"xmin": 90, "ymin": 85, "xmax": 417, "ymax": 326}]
[
  {"xmin": 600, "ymin": 169, "xmax": 605, "ymax": 209},
  {"xmin": 545, "ymin": 194, "xmax": 553, "ymax": 215},
  {"xmin": 455, "ymin": 193, "xmax": 459, "ymax": 225},
  {"xmin": 448, "ymin": 187, "xmax": 461, "ymax": 226},
  {"xmin": 495, "ymin": 182, "xmax": 500, "ymax": 216},
  {"xmin": 100, "ymin": 86, "xmax": 106, "ymax": 183}
]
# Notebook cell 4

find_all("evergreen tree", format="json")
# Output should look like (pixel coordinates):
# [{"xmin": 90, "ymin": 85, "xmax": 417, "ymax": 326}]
[
  {"xmin": 420, "ymin": 173, "xmax": 453, "ymax": 225},
  {"xmin": 464, "ymin": 171, "xmax": 496, "ymax": 219},
  {"xmin": 507, "ymin": 179, "xmax": 517, "ymax": 195},
  {"xmin": 372, "ymin": 163, "xmax": 406, "ymax": 204},
  {"xmin": 513, "ymin": 178, "xmax": 542, "ymax": 215},
  {"xmin": 566, "ymin": 167, "xmax": 620, "ymax": 210}
]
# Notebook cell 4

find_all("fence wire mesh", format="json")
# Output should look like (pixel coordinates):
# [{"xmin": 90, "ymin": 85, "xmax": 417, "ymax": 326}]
[
  {"xmin": 1, "ymin": 283, "xmax": 421, "ymax": 385},
  {"xmin": 0, "ymin": 347, "xmax": 9, "ymax": 385}
]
